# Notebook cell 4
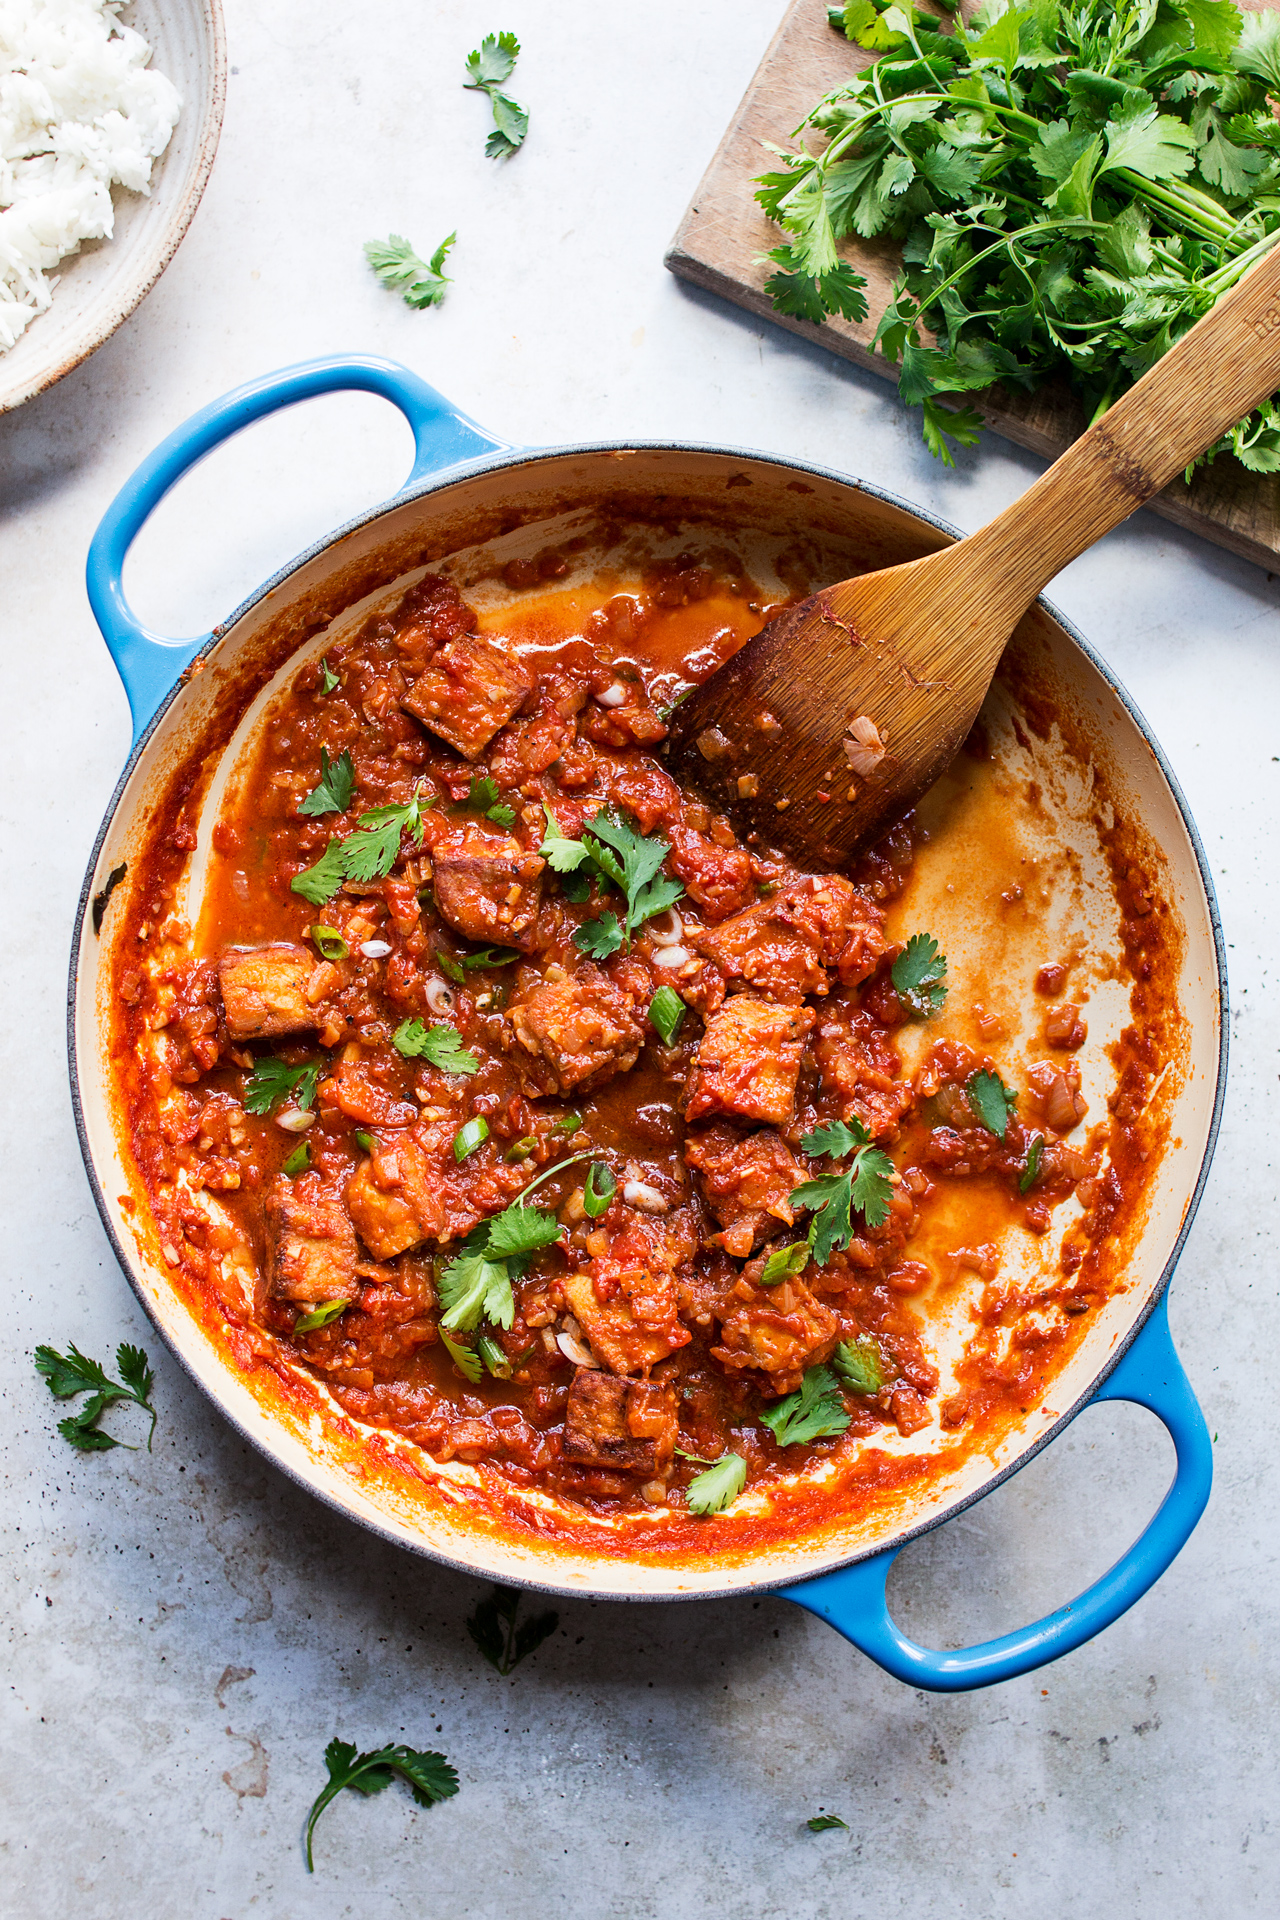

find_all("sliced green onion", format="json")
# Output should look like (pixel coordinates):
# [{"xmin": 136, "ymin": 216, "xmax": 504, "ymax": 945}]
[
  {"xmin": 354, "ymin": 1129, "xmax": 376, "ymax": 1153},
  {"xmin": 833, "ymin": 1336, "xmax": 888, "ymax": 1397},
  {"xmin": 309, "ymin": 925, "xmax": 349, "ymax": 961},
  {"xmin": 648, "ymin": 985, "xmax": 686, "ymax": 1045},
  {"xmin": 554, "ymin": 1112, "xmax": 583, "ymax": 1135},
  {"xmin": 759, "ymin": 1239, "xmax": 810, "ymax": 1285},
  {"xmin": 282, "ymin": 1142, "xmax": 310, "ymax": 1177},
  {"xmin": 295, "ymin": 1298, "xmax": 348, "ymax": 1333},
  {"xmin": 453, "ymin": 1116, "xmax": 490, "ymax": 1162},
  {"xmin": 506, "ymin": 1136, "xmax": 537, "ymax": 1162},
  {"xmin": 437, "ymin": 950, "xmax": 467, "ymax": 984},
  {"xmin": 583, "ymin": 1162, "xmax": 617, "ymax": 1218},
  {"xmin": 476, "ymin": 1332, "xmax": 511, "ymax": 1378},
  {"xmin": 1019, "ymin": 1136, "xmax": 1045, "ymax": 1194}
]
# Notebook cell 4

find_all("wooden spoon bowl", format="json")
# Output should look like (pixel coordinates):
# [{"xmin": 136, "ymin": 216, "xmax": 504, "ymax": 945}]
[{"xmin": 667, "ymin": 235, "xmax": 1280, "ymax": 867}]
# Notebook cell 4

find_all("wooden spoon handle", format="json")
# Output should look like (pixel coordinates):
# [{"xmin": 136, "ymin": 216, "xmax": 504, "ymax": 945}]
[{"xmin": 946, "ymin": 235, "xmax": 1280, "ymax": 628}]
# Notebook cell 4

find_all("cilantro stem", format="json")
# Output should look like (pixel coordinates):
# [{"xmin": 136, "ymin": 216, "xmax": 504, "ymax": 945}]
[{"xmin": 514, "ymin": 1150, "xmax": 593, "ymax": 1204}]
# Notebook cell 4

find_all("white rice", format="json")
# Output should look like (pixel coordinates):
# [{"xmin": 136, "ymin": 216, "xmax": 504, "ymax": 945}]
[{"xmin": 0, "ymin": 0, "xmax": 180, "ymax": 353}]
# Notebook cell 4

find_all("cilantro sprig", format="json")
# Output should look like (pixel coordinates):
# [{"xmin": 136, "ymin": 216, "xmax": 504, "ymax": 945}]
[
  {"xmin": 464, "ymin": 30, "xmax": 529, "ymax": 158},
  {"xmin": 292, "ymin": 787, "xmax": 433, "ymax": 905},
  {"xmin": 541, "ymin": 804, "xmax": 684, "ymax": 952},
  {"xmin": 467, "ymin": 1584, "xmax": 559, "ymax": 1674},
  {"xmin": 760, "ymin": 1364, "xmax": 851, "ymax": 1447},
  {"xmin": 243, "ymin": 1056, "xmax": 320, "ymax": 1116},
  {"xmin": 298, "ymin": 747, "xmax": 356, "ymax": 818},
  {"xmin": 789, "ymin": 1118, "xmax": 895, "ymax": 1263},
  {"xmin": 437, "ymin": 1153, "xmax": 588, "ymax": 1333},
  {"xmin": 759, "ymin": 0, "xmax": 1280, "ymax": 475},
  {"xmin": 35, "ymin": 1341, "xmax": 157, "ymax": 1452},
  {"xmin": 364, "ymin": 232, "xmax": 455, "ymax": 310},
  {"xmin": 304, "ymin": 1737, "xmax": 458, "ymax": 1872},
  {"xmin": 891, "ymin": 933, "xmax": 948, "ymax": 1018},
  {"xmin": 393, "ymin": 1019, "xmax": 480, "ymax": 1074}
]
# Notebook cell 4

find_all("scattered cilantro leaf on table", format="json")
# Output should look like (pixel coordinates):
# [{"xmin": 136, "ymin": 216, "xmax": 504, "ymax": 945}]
[
  {"xmin": 305, "ymin": 1737, "xmax": 458, "ymax": 1871},
  {"xmin": 464, "ymin": 31, "xmax": 529, "ymax": 158},
  {"xmin": 967, "ymin": 1069, "xmax": 1018, "ymax": 1139},
  {"xmin": 298, "ymin": 747, "xmax": 355, "ymax": 818},
  {"xmin": 685, "ymin": 1451, "xmax": 748, "ymax": 1515},
  {"xmin": 243, "ymin": 1057, "xmax": 320, "ymax": 1116},
  {"xmin": 807, "ymin": 1813, "xmax": 850, "ymax": 1833},
  {"xmin": 364, "ymin": 232, "xmax": 455, "ymax": 310},
  {"xmin": 791, "ymin": 1116, "xmax": 895, "ymax": 1259},
  {"xmin": 760, "ymin": 1364, "xmax": 851, "ymax": 1447},
  {"xmin": 467, "ymin": 1583, "xmax": 560, "ymax": 1674},
  {"xmin": 392, "ymin": 1020, "xmax": 479, "ymax": 1074},
  {"xmin": 891, "ymin": 932, "xmax": 948, "ymax": 1017},
  {"xmin": 759, "ymin": 0, "xmax": 1280, "ymax": 476},
  {"xmin": 35, "ymin": 1341, "xmax": 157, "ymax": 1451}
]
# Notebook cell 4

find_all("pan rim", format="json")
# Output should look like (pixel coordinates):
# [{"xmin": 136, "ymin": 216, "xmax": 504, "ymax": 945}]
[{"xmin": 66, "ymin": 435, "xmax": 1230, "ymax": 1603}]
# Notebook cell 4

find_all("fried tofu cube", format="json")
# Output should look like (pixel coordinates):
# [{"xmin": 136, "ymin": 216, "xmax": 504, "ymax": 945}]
[
  {"xmin": 432, "ymin": 831, "xmax": 545, "ymax": 951},
  {"xmin": 345, "ymin": 1135, "xmax": 447, "ymax": 1260},
  {"xmin": 684, "ymin": 996, "xmax": 813, "ymax": 1127},
  {"xmin": 265, "ymin": 1174, "xmax": 358, "ymax": 1303},
  {"xmin": 692, "ymin": 875, "xmax": 886, "ymax": 999},
  {"xmin": 562, "ymin": 1370, "xmax": 677, "ymax": 1474},
  {"xmin": 684, "ymin": 1122, "xmax": 801, "ymax": 1256},
  {"xmin": 506, "ymin": 969, "xmax": 644, "ymax": 1096},
  {"xmin": 711, "ymin": 1276, "xmax": 840, "ymax": 1394},
  {"xmin": 562, "ymin": 1272, "xmax": 690, "ymax": 1375},
  {"xmin": 218, "ymin": 943, "xmax": 317, "ymax": 1040},
  {"xmin": 403, "ymin": 632, "xmax": 534, "ymax": 759}
]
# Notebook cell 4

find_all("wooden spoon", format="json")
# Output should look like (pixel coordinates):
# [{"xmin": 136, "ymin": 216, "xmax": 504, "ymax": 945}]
[{"xmin": 666, "ymin": 237, "xmax": 1280, "ymax": 869}]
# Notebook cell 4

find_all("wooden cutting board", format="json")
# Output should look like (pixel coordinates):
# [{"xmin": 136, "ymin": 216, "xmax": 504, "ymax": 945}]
[{"xmin": 666, "ymin": 0, "xmax": 1280, "ymax": 572}]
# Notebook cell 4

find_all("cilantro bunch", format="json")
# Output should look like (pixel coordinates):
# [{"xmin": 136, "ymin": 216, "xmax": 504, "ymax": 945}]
[{"xmin": 759, "ymin": 0, "xmax": 1280, "ymax": 470}]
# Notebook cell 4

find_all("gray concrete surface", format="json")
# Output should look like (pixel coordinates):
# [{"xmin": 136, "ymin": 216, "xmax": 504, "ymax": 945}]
[{"xmin": 2, "ymin": 3, "xmax": 1276, "ymax": 1913}]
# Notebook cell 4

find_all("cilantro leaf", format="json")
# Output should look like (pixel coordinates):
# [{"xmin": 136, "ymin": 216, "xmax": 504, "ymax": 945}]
[
  {"xmin": 291, "ymin": 838, "xmax": 347, "ymax": 906},
  {"xmin": 467, "ymin": 1582, "xmax": 559, "ymax": 1675},
  {"xmin": 463, "ymin": 775, "xmax": 517, "ymax": 828},
  {"xmin": 440, "ymin": 1328, "xmax": 484, "ymax": 1381},
  {"xmin": 35, "ymin": 1340, "xmax": 158, "ymax": 1451},
  {"xmin": 243, "ymin": 1056, "xmax": 320, "ymax": 1115},
  {"xmin": 967, "ymin": 1069, "xmax": 1017, "ymax": 1138},
  {"xmin": 295, "ymin": 1299, "xmax": 349, "ymax": 1332},
  {"xmin": 484, "ymin": 1204, "xmax": 563, "ymax": 1259},
  {"xmin": 891, "ymin": 933, "xmax": 948, "ymax": 1018},
  {"xmin": 486, "ymin": 94, "xmax": 529, "ymax": 159},
  {"xmin": 685, "ymin": 1452, "xmax": 748, "ymax": 1515},
  {"xmin": 760, "ymin": 1364, "xmax": 851, "ymax": 1446},
  {"xmin": 760, "ymin": 1239, "xmax": 812, "ymax": 1285},
  {"xmin": 465, "ymin": 30, "xmax": 519, "ymax": 90},
  {"xmin": 808, "ymin": 1813, "xmax": 849, "ymax": 1832},
  {"xmin": 438, "ymin": 1251, "xmax": 514, "ymax": 1333},
  {"xmin": 319, "ymin": 656, "xmax": 340, "ymax": 695},
  {"xmin": 392, "ymin": 1020, "xmax": 479, "ymax": 1074},
  {"xmin": 338, "ymin": 789, "xmax": 432, "ymax": 885},
  {"xmin": 539, "ymin": 804, "xmax": 593, "ymax": 872},
  {"xmin": 833, "ymin": 1335, "xmax": 890, "ymax": 1396},
  {"xmin": 305, "ymin": 1737, "xmax": 458, "ymax": 1870},
  {"xmin": 364, "ymin": 232, "xmax": 455, "ymax": 310},
  {"xmin": 584, "ymin": 808, "xmax": 684, "ymax": 943},
  {"xmin": 801, "ymin": 1118, "xmax": 870, "ymax": 1158},
  {"xmin": 761, "ymin": 244, "xmax": 870, "ymax": 324},
  {"xmin": 573, "ymin": 912, "xmax": 623, "ymax": 959},
  {"xmin": 299, "ymin": 747, "xmax": 356, "ymax": 817}
]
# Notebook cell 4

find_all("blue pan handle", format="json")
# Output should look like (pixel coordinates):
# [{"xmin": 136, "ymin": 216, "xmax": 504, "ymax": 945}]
[
  {"xmin": 782, "ymin": 1292, "xmax": 1211, "ymax": 1691},
  {"xmin": 85, "ymin": 354, "xmax": 510, "ymax": 744}
]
